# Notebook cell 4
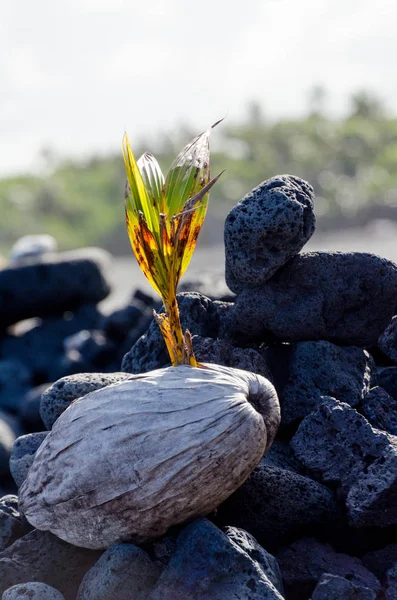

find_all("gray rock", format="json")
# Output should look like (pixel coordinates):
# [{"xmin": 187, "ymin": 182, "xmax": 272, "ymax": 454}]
[
  {"xmin": 228, "ymin": 252, "xmax": 397, "ymax": 346},
  {"xmin": 0, "ymin": 248, "xmax": 111, "ymax": 328},
  {"xmin": 225, "ymin": 175, "xmax": 315, "ymax": 294},
  {"xmin": 148, "ymin": 519, "xmax": 284, "ymax": 599},
  {"xmin": 276, "ymin": 538, "xmax": 381, "ymax": 600},
  {"xmin": 121, "ymin": 293, "xmax": 226, "ymax": 374},
  {"xmin": 260, "ymin": 440, "xmax": 304, "ymax": 473},
  {"xmin": 217, "ymin": 463, "xmax": 336, "ymax": 546},
  {"xmin": 362, "ymin": 543, "xmax": 397, "ymax": 580},
  {"xmin": 0, "ymin": 413, "xmax": 19, "ymax": 477},
  {"xmin": 376, "ymin": 367, "xmax": 397, "ymax": 400},
  {"xmin": 0, "ymin": 530, "xmax": 101, "ymax": 600},
  {"xmin": 0, "ymin": 496, "xmax": 31, "ymax": 552},
  {"xmin": 379, "ymin": 315, "xmax": 397, "ymax": 363},
  {"xmin": 19, "ymin": 385, "xmax": 48, "ymax": 430},
  {"xmin": 40, "ymin": 372, "xmax": 130, "ymax": 429},
  {"xmin": 77, "ymin": 543, "xmax": 160, "ymax": 600},
  {"xmin": 0, "ymin": 361, "xmax": 31, "ymax": 412},
  {"xmin": 275, "ymin": 341, "xmax": 372, "ymax": 426},
  {"xmin": 360, "ymin": 386, "xmax": 397, "ymax": 435},
  {"xmin": 386, "ymin": 562, "xmax": 397, "ymax": 600},
  {"xmin": 2, "ymin": 582, "xmax": 64, "ymax": 600},
  {"xmin": 310, "ymin": 573, "xmax": 376, "ymax": 600},
  {"xmin": 10, "ymin": 433, "xmax": 48, "ymax": 487},
  {"xmin": 192, "ymin": 336, "xmax": 272, "ymax": 379},
  {"xmin": 291, "ymin": 397, "xmax": 397, "ymax": 527}
]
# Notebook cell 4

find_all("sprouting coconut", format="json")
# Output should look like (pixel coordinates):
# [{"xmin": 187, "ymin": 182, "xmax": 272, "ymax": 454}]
[{"xmin": 19, "ymin": 123, "xmax": 280, "ymax": 549}]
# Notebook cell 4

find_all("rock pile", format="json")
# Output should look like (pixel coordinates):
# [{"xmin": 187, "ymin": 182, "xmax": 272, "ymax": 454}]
[{"xmin": 2, "ymin": 176, "xmax": 397, "ymax": 598}]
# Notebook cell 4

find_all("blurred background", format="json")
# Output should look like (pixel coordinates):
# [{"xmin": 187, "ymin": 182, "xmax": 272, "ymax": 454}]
[{"xmin": 2, "ymin": 0, "xmax": 397, "ymax": 295}]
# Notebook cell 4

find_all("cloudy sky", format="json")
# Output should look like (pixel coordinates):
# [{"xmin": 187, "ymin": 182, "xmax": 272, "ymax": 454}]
[{"xmin": 1, "ymin": 0, "xmax": 396, "ymax": 175}]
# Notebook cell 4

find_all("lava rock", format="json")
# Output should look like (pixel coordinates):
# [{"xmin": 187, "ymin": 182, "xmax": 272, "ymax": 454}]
[
  {"xmin": 0, "ymin": 413, "xmax": 19, "ymax": 477},
  {"xmin": 362, "ymin": 543, "xmax": 397, "ymax": 580},
  {"xmin": 291, "ymin": 397, "xmax": 397, "ymax": 527},
  {"xmin": 277, "ymin": 341, "xmax": 372, "ymax": 426},
  {"xmin": 217, "ymin": 462, "xmax": 336, "ymax": 548},
  {"xmin": 379, "ymin": 316, "xmax": 397, "ymax": 363},
  {"xmin": 121, "ymin": 293, "xmax": 226, "ymax": 374},
  {"xmin": 310, "ymin": 573, "xmax": 377, "ymax": 600},
  {"xmin": 77, "ymin": 543, "xmax": 161, "ymax": 600},
  {"xmin": 376, "ymin": 367, "xmax": 397, "ymax": 400},
  {"xmin": 0, "ymin": 495, "xmax": 31, "ymax": 552},
  {"xmin": 225, "ymin": 175, "xmax": 315, "ymax": 294},
  {"xmin": 0, "ymin": 248, "xmax": 111, "ymax": 328},
  {"xmin": 19, "ymin": 385, "xmax": 49, "ymax": 432},
  {"xmin": 276, "ymin": 538, "xmax": 381, "ymax": 600},
  {"xmin": 179, "ymin": 272, "xmax": 235, "ymax": 301},
  {"xmin": 228, "ymin": 252, "xmax": 397, "ymax": 346},
  {"xmin": 40, "ymin": 372, "xmax": 130, "ymax": 429},
  {"xmin": 101, "ymin": 302, "xmax": 145, "ymax": 341},
  {"xmin": 0, "ymin": 361, "xmax": 31, "ymax": 412},
  {"xmin": 192, "ymin": 336, "xmax": 272, "ymax": 379},
  {"xmin": 260, "ymin": 440, "xmax": 304, "ymax": 473},
  {"xmin": 149, "ymin": 519, "xmax": 284, "ymax": 599},
  {"xmin": 0, "ymin": 305, "xmax": 102, "ymax": 383},
  {"xmin": 9, "ymin": 234, "xmax": 58, "ymax": 265},
  {"xmin": 0, "ymin": 530, "xmax": 101, "ymax": 600},
  {"xmin": 2, "ymin": 582, "xmax": 65, "ymax": 600},
  {"xmin": 10, "ymin": 432, "xmax": 48, "ymax": 488},
  {"xmin": 386, "ymin": 562, "xmax": 397, "ymax": 600},
  {"xmin": 360, "ymin": 386, "xmax": 397, "ymax": 435},
  {"xmin": 62, "ymin": 329, "xmax": 117, "ymax": 372}
]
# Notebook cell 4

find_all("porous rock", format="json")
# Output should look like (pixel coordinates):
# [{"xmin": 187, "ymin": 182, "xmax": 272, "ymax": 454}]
[
  {"xmin": 0, "ymin": 248, "xmax": 111, "ymax": 328},
  {"xmin": 0, "ymin": 530, "xmax": 101, "ymax": 600},
  {"xmin": 376, "ymin": 367, "xmax": 397, "ymax": 400},
  {"xmin": 291, "ymin": 397, "xmax": 397, "ymax": 527},
  {"xmin": 192, "ymin": 336, "xmax": 272, "ymax": 380},
  {"xmin": 386, "ymin": 562, "xmax": 397, "ymax": 600},
  {"xmin": 225, "ymin": 175, "xmax": 315, "ymax": 294},
  {"xmin": 276, "ymin": 538, "xmax": 381, "ymax": 600},
  {"xmin": 179, "ymin": 272, "xmax": 235, "ymax": 301},
  {"xmin": 77, "ymin": 543, "xmax": 160, "ymax": 600},
  {"xmin": 379, "ymin": 315, "xmax": 397, "ymax": 363},
  {"xmin": 121, "ymin": 293, "xmax": 226, "ymax": 373},
  {"xmin": 360, "ymin": 386, "xmax": 397, "ymax": 435},
  {"xmin": 310, "ymin": 573, "xmax": 376, "ymax": 600},
  {"xmin": 0, "ymin": 305, "xmax": 101, "ymax": 383},
  {"xmin": 261, "ymin": 439, "xmax": 304, "ymax": 473},
  {"xmin": 148, "ymin": 519, "xmax": 284, "ymax": 599},
  {"xmin": 275, "ymin": 341, "xmax": 372, "ymax": 426},
  {"xmin": 217, "ymin": 462, "xmax": 336, "ymax": 547},
  {"xmin": 0, "ymin": 495, "xmax": 31, "ymax": 552},
  {"xmin": 20, "ymin": 364, "xmax": 280, "ymax": 549},
  {"xmin": 40, "ymin": 372, "xmax": 130, "ymax": 429},
  {"xmin": 10, "ymin": 433, "xmax": 48, "ymax": 488},
  {"xmin": 2, "ymin": 582, "xmax": 65, "ymax": 600},
  {"xmin": 19, "ymin": 385, "xmax": 49, "ymax": 431},
  {"xmin": 228, "ymin": 252, "xmax": 397, "ymax": 346},
  {"xmin": 362, "ymin": 543, "xmax": 397, "ymax": 580}
]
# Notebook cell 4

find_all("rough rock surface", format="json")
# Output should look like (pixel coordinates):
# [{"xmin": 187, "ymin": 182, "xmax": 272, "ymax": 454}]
[
  {"xmin": 379, "ymin": 315, "xmax": 397, "ymax": 363},
  {"xmin": 0, "ymin": 530, "xmax": 101, "ymax": 600},
  {"xmin": 19, "ymin": 385, "xmax": 49, "ymax": 432},
  {"xmin": 192, "ymin": 336, "xmax": 272, "ymax": 379},
  {"xmin": 2, "ymin": 582, "xmax": 65, "ymax": 600},
  {"xmin": 260, "ymin": 439, "xmax": 304, "ymax": 473},
  {"xmin": 121, "ymin": 293, "xmax": 226, "ymax": 373},
  {"xmin": 291, "ymin": 397, "xmax": 397, "ymax": 527},
  {"xmin": 228, "ymin": 252, "xmax": 397, "ymax": 346},
  {"xmin": 148, "ymin": 519, "xmax": 284, "ymax": 599},
  {"xmin": 362, "ymin": 543, "xmax": 397, "ymax": 580},
  {"xmin": 224, "ymin": 175, "xmax": 315, "ymax": 294},
  {"xmin": 275, "ymin": 341, "xmax": 372, "ymax": 426},
  {"xmin": 276, "ymin": 538, "xmax": 381, "ymax": 600},
  {"xmin": 40, "ymin": 372, "xmax": 130, "ymax": 429},
  {"xmin": 77, "ymin": 543, "xmax": 160, "ymax": 600},
  {"xmin": 376, "ymin": 367, "xmax": 397, "ymax": 400},
  {"xmin": 0, "ymin": 496, "xmax": 31, "ymax": 552},
  {"xmin": 217, "ymin": 462, "xmax": 336, "ymax": 547},
  {"xmin": 0, "ymin": 249, "xmax": 111, "ymax": 328},
  {"xmin": 360, "ymin": 386, "xmax": 397, "ymax": 435},
  {"xmin": 386, "ymin": 562, "xmax": 397, "ymax": 600},
  {"xmin": 310, "ymin": 573, "xmax": 376, "ymax": 600},
  {"xmin": 10, "ymin": 433, "xmax": 48, "ymax": 488}
]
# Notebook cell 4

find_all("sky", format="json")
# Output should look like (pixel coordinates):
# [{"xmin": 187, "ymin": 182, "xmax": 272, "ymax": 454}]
[{"xmin": 1, "ymin": 0, "xmax": 396, "ymax": 176}]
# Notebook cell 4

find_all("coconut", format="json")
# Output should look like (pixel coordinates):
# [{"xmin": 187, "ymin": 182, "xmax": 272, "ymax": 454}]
[{"xmin": 19, "ymin": 363, "xmax": 279, "ymax": 549}]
